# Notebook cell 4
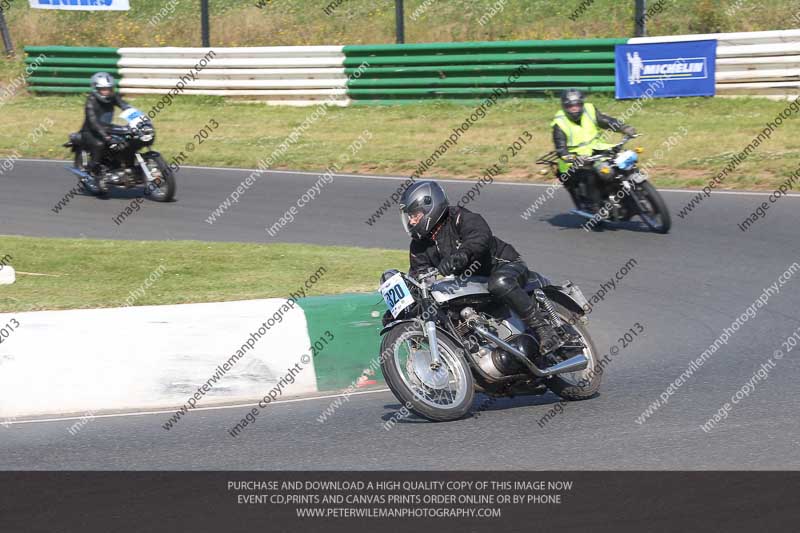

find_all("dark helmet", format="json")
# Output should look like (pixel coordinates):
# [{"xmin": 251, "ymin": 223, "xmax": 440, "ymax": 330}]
[
  {"xmin": 399, "ymin": 180, "xmax": 449, "ymax": 240},
  {"xmin": 91, "ymin": 72, "xmax": 116, "ymax": 104},
  {"xmin": 560, "ymin": 88, "xmax": 585, "ymax": 122}
]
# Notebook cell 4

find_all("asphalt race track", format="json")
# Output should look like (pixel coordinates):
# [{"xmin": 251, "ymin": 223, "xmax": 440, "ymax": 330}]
[{"xmin": 1, "ymin": 159, "xmax": 799, "ymax": 470}]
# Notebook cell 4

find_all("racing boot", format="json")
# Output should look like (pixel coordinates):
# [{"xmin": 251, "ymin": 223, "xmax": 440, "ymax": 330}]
[
  {"xmin": 522, "ymin": 308, "xmax": 566, "ymax": 356},
  {"xmin": 86, "ymin": 162, "xmax": 108, "ymax": 194}
]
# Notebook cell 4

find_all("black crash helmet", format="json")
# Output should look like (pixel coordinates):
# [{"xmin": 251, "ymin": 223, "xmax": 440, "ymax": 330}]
[{"xmin": 399, "ymin": 180, "xmax": 449, "ymax": 240}]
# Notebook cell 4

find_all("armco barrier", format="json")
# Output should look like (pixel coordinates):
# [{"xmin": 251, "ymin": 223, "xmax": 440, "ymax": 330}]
[
  {"xmin": 117, "ymin": 46, "xmax": 350, "ymax": 106},
  {"xmin": 0, "ymin": 295, "xmax": 383, "ymax": 419},
  {"xmin": 22, "ymin": 39, "xmax": 621, "ymax": 104},
  {"xmin": 343, "ymin": 38, "xmax": 623, "ymax": 103},
  {"xmin": 24, "ymin": 46, "xmax": 120, "ymax": 93},
  {"xmin": 23, "ymin": 31, "xmax": 800, "ymax": 102}
]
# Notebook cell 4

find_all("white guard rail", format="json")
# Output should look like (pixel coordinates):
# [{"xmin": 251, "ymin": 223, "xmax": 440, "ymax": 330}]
[{"xmin": 117, "ymin": 46, "xmax": 351, "ymax": 106}]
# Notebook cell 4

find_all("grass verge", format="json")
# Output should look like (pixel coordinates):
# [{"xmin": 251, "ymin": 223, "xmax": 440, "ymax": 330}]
[
  {"xmin": 2, "ymin": 0, "xmax": 797, "ymax": 47},
  {"xmin": 0, "ymin": 235, "xmax": 406, "ymax": 312},
  {"xmin": 0, "ymin": 93, "xmax": 798, "ymax": 191}
]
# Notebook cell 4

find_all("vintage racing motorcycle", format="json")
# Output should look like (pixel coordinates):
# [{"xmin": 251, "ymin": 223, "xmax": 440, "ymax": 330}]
[
  {"xmin": 378, "ymin": 268, "xmax": 602, "ymax": 421},
  {"xmin": 64, "ymin": 107, "xmax": 176, "ymax": 201},
  {"xmin": 537, "ymin": 135, "xmax": 671, "ymax": 233}
]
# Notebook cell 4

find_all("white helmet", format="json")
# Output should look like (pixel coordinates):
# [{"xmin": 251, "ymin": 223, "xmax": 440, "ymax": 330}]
[{"xmin": 91, "ymin": 72, "xmax": 115, "ymax": 103}]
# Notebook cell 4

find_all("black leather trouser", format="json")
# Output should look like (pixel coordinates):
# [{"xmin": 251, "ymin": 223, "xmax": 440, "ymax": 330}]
[
  {"xmin": 565, "ymin": 166, "xmax": 604, "ymax": 207},
  {"xmin": 81, "ymin": 131, "xmax": 106, "ymax": 173},
  {"xmin": 487, "ymin": 261, "xmax": 536, "ymax": 320}
]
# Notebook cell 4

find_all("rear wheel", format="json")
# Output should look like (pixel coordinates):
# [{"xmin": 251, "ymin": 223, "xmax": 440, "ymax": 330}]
[
  {"xmin": 74, "ymin": 149, "xmax": 108, "ymax": 197},
  {"xmin": 143, "ymin": 154, "xmax": 176, "ymax": 202},
  {"xmin": 380, "ymin": 323, "xmax": 474, "ymax": 422},
  {"xmin": 73, "ymin": 149, "xmax": 87, "ymax": 171},
  {"xmin": 634, "ymin": 181, "xmax": 671, "ymax": 234},
  {"xmin": 74, "ymin": 150, "xmax": 90, "ymax": 193},
  {"xmin": 545, "ymin": 304, "xmax": 602, "ymax": 400}
]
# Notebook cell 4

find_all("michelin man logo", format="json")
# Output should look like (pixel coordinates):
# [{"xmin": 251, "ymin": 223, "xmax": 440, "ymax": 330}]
[
  {"xmin": 625, "ymin": 50, "xmax": 705, "ymax": 85},
  {"xmin": 627, "ymin": 51, "xmax": 644, "ymax": 85}
]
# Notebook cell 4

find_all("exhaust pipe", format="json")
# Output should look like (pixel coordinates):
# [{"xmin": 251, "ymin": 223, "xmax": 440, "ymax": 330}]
[
  {"xmin": 471, "ymin": 325, "xmax": 588, "ymax": 378},
  {"xmin": 569, "ymin": 208, "xmax": 597, "ymax": 220},
  {"xmin": 542, "ymin": 354, "xmax": 589, "ymax": 375},
  {"xmin": 65, "ymin": 165, "xmax": 91, "ymax": 180}
]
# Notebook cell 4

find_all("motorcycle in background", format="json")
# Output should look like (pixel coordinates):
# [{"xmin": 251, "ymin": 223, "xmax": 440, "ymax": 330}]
[
  {"xmin": 537, "ymin": 135, "xmax": 671, "ymax": 233},
  {"xmin": 64, "ymin": 108, "xmax": 176, "ymax": 202}
]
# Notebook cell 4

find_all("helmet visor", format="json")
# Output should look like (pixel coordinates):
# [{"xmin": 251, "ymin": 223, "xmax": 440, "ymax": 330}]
[{"xmin": 400, "ymin": 199, "xmax": 434, "ymax": 236}]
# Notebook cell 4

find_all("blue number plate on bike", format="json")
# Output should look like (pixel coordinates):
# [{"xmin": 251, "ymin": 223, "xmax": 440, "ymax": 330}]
[{"xmin": 379, "ymin": 273, "xmax": 415, "ymax": 318}]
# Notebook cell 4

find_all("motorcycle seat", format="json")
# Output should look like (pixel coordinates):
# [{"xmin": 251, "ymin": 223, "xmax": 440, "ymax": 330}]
[
  {"xmin": 63, "ymin": 132, "xmax": 82, "ymax": 148},
  {"xmin": 524, "ymin": 270, "xmax": 551, "ymax": 291},
  {"xmin": 450, "ymin": 271, "xmax": 550, "ymax": 291}
]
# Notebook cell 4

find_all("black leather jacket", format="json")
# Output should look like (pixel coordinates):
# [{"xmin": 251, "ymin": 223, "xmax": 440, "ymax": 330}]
[
  {"xmin": 409, "ymin": 207, "xmax": 521, "ymax": 277},
  {"xmin": 81, "ymin": 92, "xmax": 130, "ymax": 140},
  {"xmin": 552, "ymin": 107, "xmax": 625, "ymax": 157}
]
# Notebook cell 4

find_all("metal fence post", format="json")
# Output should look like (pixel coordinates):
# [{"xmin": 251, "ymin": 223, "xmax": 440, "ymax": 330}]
[
  {"xmin": 395, "ymin": 0, "xmax": 405, "ymax": 44},
  {"xmin": 201, "ymin": 0, "xmax": 210, "ymax": 47},
  {"xmin": 635, "ymin": 0, "xmax": 647, "ymax": 37},
  {"xmin": 0, "ymin": 6, "xmax": 14, "ymax": 56}
]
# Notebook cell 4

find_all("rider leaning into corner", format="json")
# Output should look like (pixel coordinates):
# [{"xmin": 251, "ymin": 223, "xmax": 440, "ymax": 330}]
[
  {"xmin": 551, "ymin": 88, "xmax": 636, "ymax": 212},
  {"xmin": 399, "ymin": 180, "xmax": 566, "ymax": 355},
  {"xmin": 81, "ymin": 72, "xmax": 131, "ymax": 186}
]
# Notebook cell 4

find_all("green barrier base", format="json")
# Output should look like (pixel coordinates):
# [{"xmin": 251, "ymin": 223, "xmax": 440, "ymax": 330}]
[{"xmin": 299, "ymin": 293, "xmax": 386, "ymax": 392}]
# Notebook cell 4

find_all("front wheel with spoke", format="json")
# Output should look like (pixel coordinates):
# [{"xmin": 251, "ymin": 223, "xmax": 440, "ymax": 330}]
[
  {"xmin": 143, "ymin": 154, "xmax": 176, "ymax": 202},
  {"xmin": 380, "ymin": 322, "xmax": 474, "ymax": 422},
  {"xmin": 633, "ymin": 181, "xmax": 671, "ymax": 234}
]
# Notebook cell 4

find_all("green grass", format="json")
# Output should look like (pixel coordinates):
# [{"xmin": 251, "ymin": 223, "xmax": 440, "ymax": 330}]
[
  {"xmin": 0, "ymin": 236, "xmax": 406, "ymax": 312},
  {"xmin": 0, "ymin": 93, "xmax": 798, "ymax": 190},
  {"xmin": 2, "ymin": 0, "xmax": 797, "ymax": 48}
]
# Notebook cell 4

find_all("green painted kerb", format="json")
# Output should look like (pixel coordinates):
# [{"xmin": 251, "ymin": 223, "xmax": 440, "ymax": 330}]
[{"xmin": 299, "ymin": 293, "xmax": 386, "ymax": 392}]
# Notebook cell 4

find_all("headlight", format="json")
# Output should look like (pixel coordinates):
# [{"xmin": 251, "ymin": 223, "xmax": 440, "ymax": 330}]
[
  {"xmin": 594, "ymin": 161, "xmax": 613, "ymax": 175},
  {"xmin": 380, "ymin": 269, "xmax": 400, "ymax": 286},
  {"xmin": 140, "ymin": 134, "xmax": 154, "ymax": 142}
]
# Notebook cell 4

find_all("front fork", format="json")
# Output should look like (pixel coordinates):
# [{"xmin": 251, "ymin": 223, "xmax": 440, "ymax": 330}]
[
  {"xmin": 135, "ymin": 153, "xmax": 156, "ymax": 184},
  {"xmin": 423, "ymin": 320, "xmax": 442, "ymax": 370}
]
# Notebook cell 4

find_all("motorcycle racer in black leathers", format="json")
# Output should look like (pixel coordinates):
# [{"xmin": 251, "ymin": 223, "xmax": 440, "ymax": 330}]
[
  {"xmin": 400, "ymin": 180, "xmax": 564, "ymax": 355},
  {"xmin": 81, "ymin": 72, "xmax": 131, "ymax": 183}
]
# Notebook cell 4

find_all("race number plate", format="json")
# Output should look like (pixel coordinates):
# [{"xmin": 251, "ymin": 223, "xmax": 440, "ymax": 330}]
[
  {"xmin": 379, "ymin": 273, "xmax": 415, "ymax": 318},
  {"xmin": 120, "ymin": 108, "xmax": 147, "ymax": 129}
]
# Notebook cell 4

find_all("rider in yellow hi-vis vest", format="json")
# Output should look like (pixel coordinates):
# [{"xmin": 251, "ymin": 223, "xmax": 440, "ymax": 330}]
[{"xmin": 551, "ymin": 89, "xmax": 636, "ymax": 211}]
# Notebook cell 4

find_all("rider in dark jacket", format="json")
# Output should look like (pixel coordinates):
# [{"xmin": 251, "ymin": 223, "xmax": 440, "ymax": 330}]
[
  {"xmin": 81, "ymin": 72, "xmax": 130, "ymax": 179},
  {"xmin": 401, "ymin": 180, "xmax": 564, "ymax": 354}
]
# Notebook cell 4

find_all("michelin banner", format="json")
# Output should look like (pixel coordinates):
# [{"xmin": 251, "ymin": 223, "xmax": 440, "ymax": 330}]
[
  {"xmin": 29, "ymin": 0, "xmax": 130, "ymax": 10},
  {"xmin": 615, "ymin": 40, "xmax": 717, "ymax": 99}
]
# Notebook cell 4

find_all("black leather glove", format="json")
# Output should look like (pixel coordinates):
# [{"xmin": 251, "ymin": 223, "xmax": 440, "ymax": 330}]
[
  {"xmin": 563, "ymin": 154, "xmax": 586, "ymax": 167},
  {"xmin": 438, "ymin": 251, "xmax": 469, "ymax": 276},
  {"xmin": 622, "ymin": 126, "xmax": 637, "ymax": 136}
]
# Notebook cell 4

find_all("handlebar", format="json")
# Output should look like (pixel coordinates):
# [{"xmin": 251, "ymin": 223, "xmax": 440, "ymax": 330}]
[
  {"xmin": 536, "ymin": 134, "xmax": 641, "ymax": 167},
  {"xmin": 414, "ymin": 269, "xmax": 441, "ymax": 283}
]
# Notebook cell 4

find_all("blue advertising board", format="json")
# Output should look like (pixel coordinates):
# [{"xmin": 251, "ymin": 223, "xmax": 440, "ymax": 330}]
[
  {"xmin": 29, "ymin": 0, "xmax": 130, "ymax": 10},
  {"xmin": 615, "ymin": 40, "xmax": 717, "ymax": 99}
]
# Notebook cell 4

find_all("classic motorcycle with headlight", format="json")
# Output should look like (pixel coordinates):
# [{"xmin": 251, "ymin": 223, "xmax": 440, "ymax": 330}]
[
  {"xmin": 64, "ymin": 107, "xmax": 176, "ymax": 201},
  {"xmin": 377, "ymin": 268, "xmax": 602, "ymax": 421},
  {"xmin": 537, "ymin": 135, "xmax": 670, "ymax": 233}
]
